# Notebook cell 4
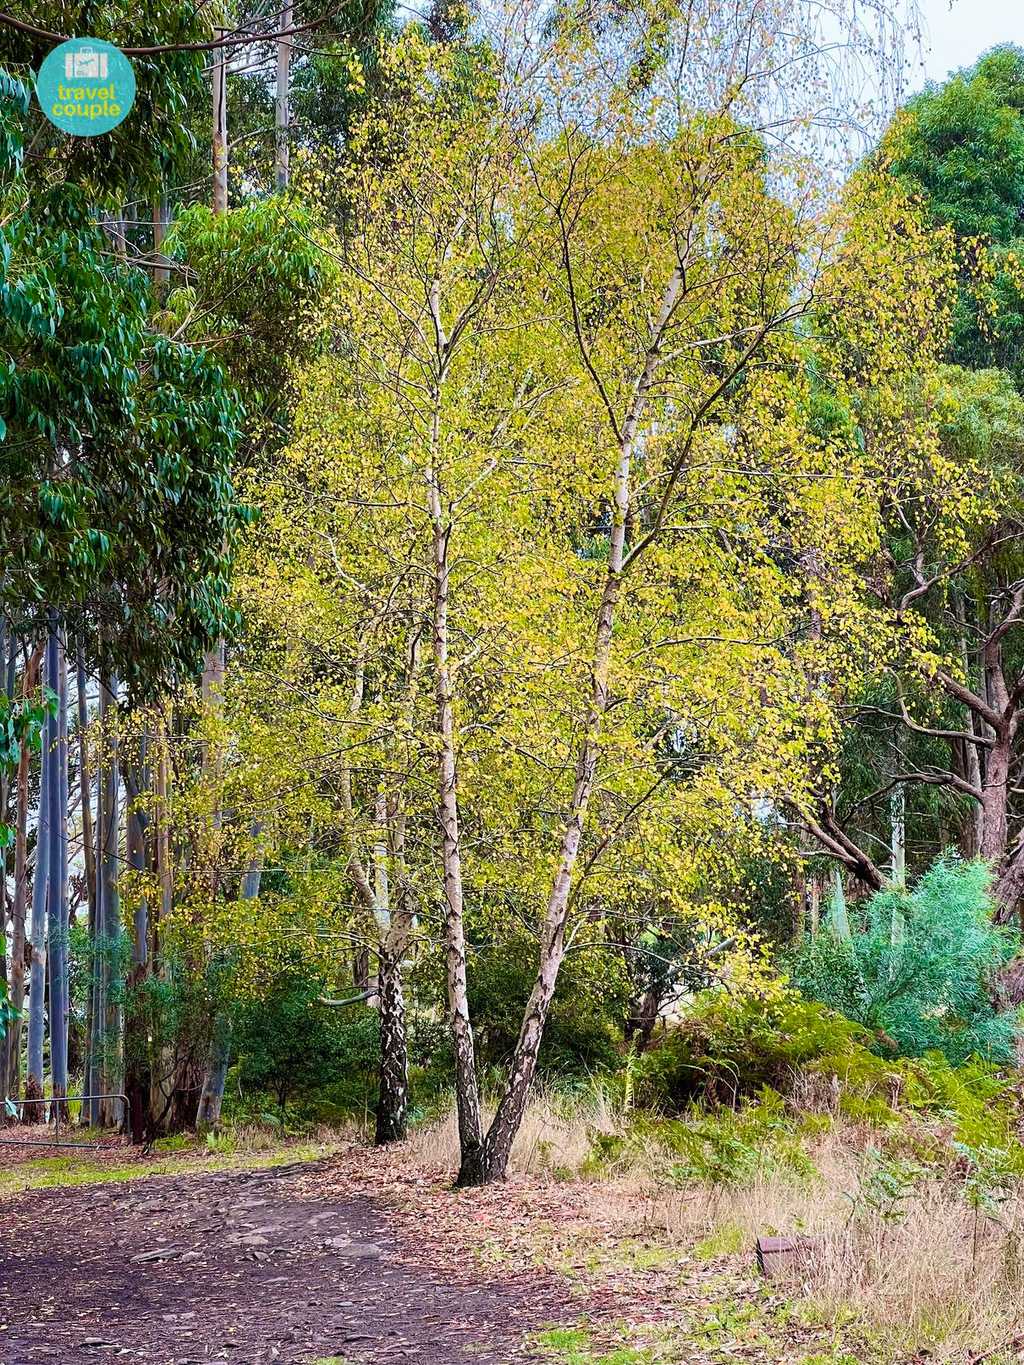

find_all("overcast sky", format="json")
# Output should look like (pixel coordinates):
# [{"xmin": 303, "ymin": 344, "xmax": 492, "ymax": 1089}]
[{"xmin": 916, "ymin": 0, "xmax": 1022, "ymax": 87}]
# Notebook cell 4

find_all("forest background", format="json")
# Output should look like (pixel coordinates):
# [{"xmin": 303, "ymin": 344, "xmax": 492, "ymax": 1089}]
[{"xmin": 7, "ymin": 0, "xmax": 1024, "ymax": 1354}]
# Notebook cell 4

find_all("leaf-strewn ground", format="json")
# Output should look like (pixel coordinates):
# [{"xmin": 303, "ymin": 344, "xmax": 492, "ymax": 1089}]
[
  {"xmin": 0, "ymin": 1147, "xmax": 574, "ymax": 1364},
  {"xmin": 0, "ymin": 1137, "xmax": 945, "ymax": 1365}
]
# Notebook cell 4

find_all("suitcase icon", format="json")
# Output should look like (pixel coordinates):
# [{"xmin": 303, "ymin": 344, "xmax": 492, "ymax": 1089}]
[{"xmin": 64, "ymin": 47, "xmax": 108, "ymax": 79}]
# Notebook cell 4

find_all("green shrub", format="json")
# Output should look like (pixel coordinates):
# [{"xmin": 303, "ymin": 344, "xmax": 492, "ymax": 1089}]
[
  {"xmin": 231, "ymin": 968, "xmax": 379, "ymax": 1116},
  {"xmin": 633, "ymin": 992, "xmax": 878, "ymax": 1110},
  {"xmin": 632, "ymin": 986, "xmax": 1024, "ymax": 1163},
  {"xmin": 412, "ymin": 921, "xmax": 630, "ymax": 1077},
  {"xmin": 648, "ymin": 1088, "xmax": 817, "ymax": 1185},
  {"xmin": 791, "ymin": 857, "xmax": 1019, "ymax": 1065}
]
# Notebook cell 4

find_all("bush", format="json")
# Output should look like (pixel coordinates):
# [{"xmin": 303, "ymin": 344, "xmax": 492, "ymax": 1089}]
[
  {"xmin": 632, "ymin": 988, "xmax": 1024, "ymax": 1159},
  {"xmin": 791, "ymin": 857, "xmax": 1019, "ymax": 1065},
  {"xmin": 468, "ymin": 936, "xmax": 628, "ymax": 1076},
  {"xmin": 633, "ymin": 992, "xmax": 879, "ymax": 1110},
  {"xmin": 646, "ymin": 1087, "xmax": 818, "ymax": 1185},
  {"xmin": 231, "ymin": 968, "xmax": 379, "ymax": 1116},
  {"xmin": 411, "ymin": 922, "xmax": 630, "ymax": 1077}
]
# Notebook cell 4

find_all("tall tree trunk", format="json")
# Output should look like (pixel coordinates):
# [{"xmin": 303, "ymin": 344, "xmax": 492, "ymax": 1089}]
[
  {"xmin": 7, "ymin": 645, "xmax": 40, "ymax": 1104},
  {"xmin": 124, "ymin": 735, "xmax": 151, "ymax": 1144},
  {"xmin": 275, "ymin": 0, "xmax": 291, "ymax": 191},
  {"xmin": 195, "ymin": 12, "xmax": 230, "ymax": 1128},
  {"xmin": 192, "ymin": 691, "xmax": 230, "ymax": 1130},
  {"xmin": 425, "ymin": 382, "xmax": 484, "ymax": 1181},
  {"xmin": 101, "ymin": 676, "xmax": 121, "ymax": 1126},
  {"xmin": 196, "ymin": 852, "xmax": 262, "ymax": 1130},
  {"xmin": 24, "ymin": 666, "xmax": 51, "ymax": 1119},
  {"xmin": 149, "ymin": 712, "xmax": 177, "ymax": 1134},
  {"xmin": 983, "ymin": 729, "xmax": 1024, "ymax": 924},
  {"xmin": 90, "ymin": 676, "xmax": 121, "ymax": 1127},
  {"xmin": 890, "ymin": 784, "xmax": 906, "ymax": 887},
  {"xmin": 0, "ymin": 620, "xmax": 12, "ymax": 1104},
  {"xmin": 195, "ymin": 1016, "xmax": 231, "ymax": 1132},
  {"xmin": 58, "ymin": 640, "xmax": 70, "ymax": 1085},
  {"xmin": 212, "ymin": 26, "xmax": 228, "ymax": 215},
  {"xmin": 808, "ymin": 875, "xmax": 821, "ymax": 937},
  {"xmin": 45, "ymin": 624, "xmax": 69, "ymax": 1116},
  {"xmin": 75, "ymin": 641, "xmax": 96, "ymax": 1117},
  {"xmin": 152, "ymin": 191, "xmax": 169, "ymax": 294},
  {"xmin": 963, "ymin": 726, "xmax": 985, "ymax": 859}
]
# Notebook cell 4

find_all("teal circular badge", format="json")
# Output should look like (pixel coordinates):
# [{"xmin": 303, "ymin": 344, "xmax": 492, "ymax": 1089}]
[{"xmin": 36, "ymin": 38, "xmax": 135, "ymax": 136}]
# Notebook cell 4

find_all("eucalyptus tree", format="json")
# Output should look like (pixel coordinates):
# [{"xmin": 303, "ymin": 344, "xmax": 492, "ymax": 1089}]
[
  {"xmin": 883, "ymin": 45, "xmax": 1024, "ymax": 384},
  {"xmin": 795, "ymin": 363, "xmax": 1024, "ymax": 923},
  {"xmin": 0, "ymin": 651, "xmax": 50, "ymax": 1067},
  {"xmin": 1, "ymin": 12, "xmax": 248, "ymax": 1120}
]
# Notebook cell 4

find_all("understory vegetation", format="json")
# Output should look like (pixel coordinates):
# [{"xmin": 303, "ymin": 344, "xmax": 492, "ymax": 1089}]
[{"xmin": 405, "ymin": 990, "xmax": 1024, "ymax": 1360}]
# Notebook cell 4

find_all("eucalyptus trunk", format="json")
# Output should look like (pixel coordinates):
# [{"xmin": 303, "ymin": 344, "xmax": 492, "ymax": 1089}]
[
  {"xmin": 90, "ymin": 676, "xmax": 121, "ymax": 1128},
  {"xmin": 0, "ymin": 624, "xmax": 13, "ymax": 1102},
  {"xmin": 44, "ymin": 625, "xmax": 69, "ymax": 1116},
  {"xmin": 75, "ymin": 642, "xmax": 95, "ymax": 1120},
  {"xmin": 124, "ymin": 737, "xmax": 151, "ymax": 1144},
  {"xmin": 24, "ymin": 674, "xmax": 50, "ymax": 1118},
  {"xmin": 275, "ymin": 0, "xmax": 291, "ymax": 190},
  {"xmin": 0, "ymin": 621, "xmax": 7, "ymax": 1102},
  {"xmin": 5, "ymin": 645, "xmax": 39, "ymax": 1103}
]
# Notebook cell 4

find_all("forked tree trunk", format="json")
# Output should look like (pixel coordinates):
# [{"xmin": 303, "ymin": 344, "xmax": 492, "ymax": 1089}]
[{"xmin": 455, "ymin": 270, "xmax": 680, "ymax": 1187}]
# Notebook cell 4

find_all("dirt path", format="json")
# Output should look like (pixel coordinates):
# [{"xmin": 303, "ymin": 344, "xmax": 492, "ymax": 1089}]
[{"xmin": 0, "ymin": 1159, "xmax": 573, "ymax": 1364}]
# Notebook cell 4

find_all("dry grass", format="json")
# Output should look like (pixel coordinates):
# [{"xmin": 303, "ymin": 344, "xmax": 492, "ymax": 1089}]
[
  {"xmin": 402, "ymin": 1086, "xmax": 623, "ymax": 1175},
  {"xmin": 402, "ymin": 1087, "xmax": 1024, "ymax": 1359},
  {"xmin": 805, "ymin": 1190, "xmax": 1024, "ymax": 1353}
]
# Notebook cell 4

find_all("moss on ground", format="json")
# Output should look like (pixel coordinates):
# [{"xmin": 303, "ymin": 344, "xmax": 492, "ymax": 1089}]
[{"xmin": 0, "ymin": 1136, "xmax": 338, "ymax": 1197}]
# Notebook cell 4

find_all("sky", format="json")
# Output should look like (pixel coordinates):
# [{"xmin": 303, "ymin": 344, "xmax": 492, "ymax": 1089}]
[{"xmin": 916, "ymin": 0, "xmax": 1022, "ymax": 88}]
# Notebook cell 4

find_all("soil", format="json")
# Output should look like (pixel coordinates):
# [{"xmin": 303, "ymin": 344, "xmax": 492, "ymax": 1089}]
[{"xmin": 0, "ymin": 1157, "xmax": 575, "ymax": 1365}]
